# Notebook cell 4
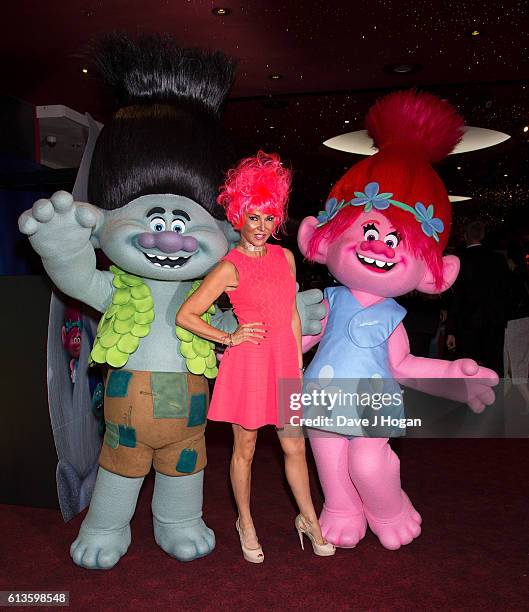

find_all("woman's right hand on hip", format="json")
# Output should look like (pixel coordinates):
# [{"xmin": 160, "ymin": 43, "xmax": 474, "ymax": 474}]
[{"xmin": 231, "ymin": 322, "xmax": 266, "ymax": 345}]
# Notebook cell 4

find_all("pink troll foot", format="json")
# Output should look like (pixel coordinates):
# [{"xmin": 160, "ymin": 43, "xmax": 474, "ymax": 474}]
[
  {"xmin": 364, "ymin": 492, "xmax": 422, "ymax": 550},
  {"xmin": 319, "ymin": 505, "xmax": 368, "ymax": 548}
]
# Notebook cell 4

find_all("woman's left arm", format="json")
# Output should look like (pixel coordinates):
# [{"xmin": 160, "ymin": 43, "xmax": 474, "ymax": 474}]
[{"xmin": 284, "ymin": 249, "xmax": 303, "ymax": 369}]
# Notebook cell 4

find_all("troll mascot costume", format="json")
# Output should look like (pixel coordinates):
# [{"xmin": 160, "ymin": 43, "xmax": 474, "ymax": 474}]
[
  {"xmin": 298, "ymin": 91, "xmax": 498, "ymax": 550},
  {"xmin": 18, "ymin": 35, "xmax": 234, "ymax": 569}
]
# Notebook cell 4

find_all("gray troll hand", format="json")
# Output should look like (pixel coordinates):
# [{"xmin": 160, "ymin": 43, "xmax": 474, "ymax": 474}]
[
  {"xmin": 296, "ymin": 286, "xmax": 326, "ymax": 336},
  {"xmin": 18, "ymin": 191, "xmax": 109, "ymax": 310},
  {"xmin": 18, "ymin": 190, "xmax": 104, "ymax": 260}
]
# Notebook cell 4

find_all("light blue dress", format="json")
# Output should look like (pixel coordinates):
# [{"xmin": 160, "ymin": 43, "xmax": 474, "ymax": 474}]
[{"xmin": 303, "ymin": 286, "xmax": 407, "ymax": 437}]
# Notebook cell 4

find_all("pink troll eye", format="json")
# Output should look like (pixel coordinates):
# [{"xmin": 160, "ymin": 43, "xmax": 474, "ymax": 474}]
[
  {"xmin": 363, "ymin": 223, "xmax": 379, "ymax": 241},
  {"xmin": 385, "ymin": 232, "xmax": 400, "ymax": 248}
]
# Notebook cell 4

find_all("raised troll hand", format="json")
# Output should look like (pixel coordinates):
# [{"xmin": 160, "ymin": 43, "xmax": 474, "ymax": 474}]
[{"xmin": 18, "ymin": 190, "xmax": 104, "ymax": 260}]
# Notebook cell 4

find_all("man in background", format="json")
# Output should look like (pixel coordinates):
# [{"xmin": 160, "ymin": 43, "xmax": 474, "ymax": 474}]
[{"xmin": 446, "ymin": 220, "xmax": 510, "ymax": 376}]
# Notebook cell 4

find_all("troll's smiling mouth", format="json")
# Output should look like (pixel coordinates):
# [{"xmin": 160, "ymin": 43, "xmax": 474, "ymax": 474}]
[
  {"xmin": 143, "ymin": 252, "xmax": 193, "ymax": 269},
  {"xmin": 356, "ymin": 252, "xmax": 396, "ymax": 272}
]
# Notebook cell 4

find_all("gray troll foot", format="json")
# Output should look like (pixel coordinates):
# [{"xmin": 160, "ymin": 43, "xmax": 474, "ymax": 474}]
[
  {"xmin": 70, "ymin": 525, "xmax": 131, "ymax": 570},
  {"xmin": 70, "ymin": 467, "xmax": 143, "ymax": 570},
  {"xmin": 154, "ymin": 517, "xmax": 215, "ymax": 561},
  {"xmin": 152, "ymin": 470, "xmax": 215, "ymax": 562}
]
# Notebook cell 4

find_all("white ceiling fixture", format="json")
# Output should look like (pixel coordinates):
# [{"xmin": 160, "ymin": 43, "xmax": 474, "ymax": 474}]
[
  {"xmin": 37, "ymin": 105, "xmax": 103, "ymax": 169},
  {"xmin": 448, "ymin": 195, "xmax": 472, "ymax": 202},
  {"xmin": 323, "ymin": 127, "xmax": 510, "ymax": 155}
]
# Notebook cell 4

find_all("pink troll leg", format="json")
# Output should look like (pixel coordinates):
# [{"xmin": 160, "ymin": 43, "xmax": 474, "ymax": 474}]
[
  {"xmin": 347, "ymin": 438, "xmax": 422, "ymax": 550},
  {"xmin": 309, "ymin": 431, "xmax": 367, "ymax": 547}
]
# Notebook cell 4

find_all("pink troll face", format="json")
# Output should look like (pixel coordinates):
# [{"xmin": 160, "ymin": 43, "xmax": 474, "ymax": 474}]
[
  {"xmin": 299, "ymin": 91, "xmax": 464, "ymax": 298},
  {"xmin": 62, "ymin": 307, "xmax": 82, "ymax": 359}
]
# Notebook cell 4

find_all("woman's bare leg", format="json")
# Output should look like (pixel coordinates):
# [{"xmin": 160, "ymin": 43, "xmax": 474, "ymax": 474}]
[
  {"xmin": 278, "ymin": 428, "xmax": 325, "ymax": 544},
  {"xmin": 231, "ymin": 424, "xmax": 259, "ymax": 548}
]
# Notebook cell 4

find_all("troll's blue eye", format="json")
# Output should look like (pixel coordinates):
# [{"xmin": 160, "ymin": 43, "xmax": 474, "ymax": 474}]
[{"xmin": 150, "ymin": 217, "xmax": 166, "ymax": 232}]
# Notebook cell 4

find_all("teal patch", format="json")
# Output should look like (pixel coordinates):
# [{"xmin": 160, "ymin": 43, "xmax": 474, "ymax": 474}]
[
  {"xmin": 151, "ymin": 372, "xmax": 188, "ymax": 419},
  {"xmin": 176, "ymin": 449, "xmax": 198, "ymax": 473},
  {"xmin": 187, "ymin": 394, "xmax": 207, "ymax": 427},
  {"xmin": 107, "ymin": 370, "xmax": 133, "ymax": 397},
  {"xmin": 118, "ymin": 425, "xmax": 137, "ymax": 448},
  {"xmin": 104, "ymin": 421, "xmax": 119, "ymax": 449}
]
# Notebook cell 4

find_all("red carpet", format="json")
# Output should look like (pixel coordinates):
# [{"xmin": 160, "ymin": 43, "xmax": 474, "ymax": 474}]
[{"xmin": 1, "ymin": 425, "xmax": 528, "ymax": 610}]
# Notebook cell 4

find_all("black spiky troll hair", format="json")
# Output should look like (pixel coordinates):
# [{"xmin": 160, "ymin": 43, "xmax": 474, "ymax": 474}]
[{"xmin": 87, "ymin": 33, "xmax": 235, "ymax": 217}]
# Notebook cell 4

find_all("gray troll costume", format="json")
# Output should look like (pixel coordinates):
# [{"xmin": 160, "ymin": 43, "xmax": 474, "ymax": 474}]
[{"xmin": 19, "ymin": 35, "xmax": 323, "ymax": 570}]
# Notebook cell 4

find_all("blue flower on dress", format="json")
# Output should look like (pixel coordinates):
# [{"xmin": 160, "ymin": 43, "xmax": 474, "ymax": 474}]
[
  {"xmin": 351, "ymin": 182, "xmax": 393, "ymax": 212},
  {"xmin": 414, "ymin": 202, "xmax": 444, "ymax": 242},
  {"xmin": 316, "ymin": 197, "xmax": 344, "ymax": 226}
]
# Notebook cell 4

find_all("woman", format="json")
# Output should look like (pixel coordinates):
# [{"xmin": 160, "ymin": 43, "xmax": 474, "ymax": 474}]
[{"xmin": 176, "ymin": 151, "xmax": 334, "ymax": 562}]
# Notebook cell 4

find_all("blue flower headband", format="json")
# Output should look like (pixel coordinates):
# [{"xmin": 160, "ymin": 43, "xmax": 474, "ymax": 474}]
[
  {"xmin": 316, "ymin": 181, "xmax": 445, "ymax": 242},
  {"xmin": 64, "ymin": 320, "xmax": 82, "ymax": 333}
]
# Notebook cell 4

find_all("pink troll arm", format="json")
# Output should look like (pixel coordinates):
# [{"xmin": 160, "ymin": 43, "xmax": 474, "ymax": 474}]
[
  {"xmin": 389, "ymin": 323, "xmax": 459, "ymax": 379},
  {"xmin": 302, "ymin": 299, "xmax": 329, "ymax": 353},
  {"xmin": 388, "ymin": 322, "xmax": 498, "ymax": 413}
]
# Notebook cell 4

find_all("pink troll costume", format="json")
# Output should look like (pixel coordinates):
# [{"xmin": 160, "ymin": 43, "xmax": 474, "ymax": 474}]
[{"xmin": 297, "ymin": 90, "xmax": 498, "ymax": 550}]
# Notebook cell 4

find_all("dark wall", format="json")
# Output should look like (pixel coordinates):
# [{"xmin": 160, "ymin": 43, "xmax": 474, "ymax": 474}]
[
  {"xmin": 1, "ymin": 275, "xmax": 58, "ymax": 508},
  {"xmin": 0, "ymin": 95, "xmax": 35, "ymax": 162}
]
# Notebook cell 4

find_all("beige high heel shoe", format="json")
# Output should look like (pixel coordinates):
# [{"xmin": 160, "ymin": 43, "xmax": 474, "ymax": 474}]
[
  {"xmin": 235, "ymin": 518, "xmax": 264, "ymax": 563},
  {"xmin": 295, "ymin": 515, "xmax": 336, "ymax": 556}
]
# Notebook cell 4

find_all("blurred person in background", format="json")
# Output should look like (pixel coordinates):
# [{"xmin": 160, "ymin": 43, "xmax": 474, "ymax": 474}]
[
  {"xmin": 504, "ymin": 245, "xmax": 529, "ymax": 413},
  {"xmin": 446, "ymin": 221, "xmax": 510, "ymax": 376}
]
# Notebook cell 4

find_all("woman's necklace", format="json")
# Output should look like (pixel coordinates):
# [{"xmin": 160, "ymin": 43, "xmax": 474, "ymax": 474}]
[{"xmin": 238, "ymin": 237, "xmax": 267, "ymax": 254}]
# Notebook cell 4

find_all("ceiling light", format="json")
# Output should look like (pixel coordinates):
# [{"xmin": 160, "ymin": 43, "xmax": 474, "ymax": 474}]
[
  {"xmin": 471, "ymin": 30, "xmax": 480, "ymax": 36},
  {"xmin": 82, "ymin": 68, "xmax": 88, "ymax": 74},
  {"xmin": 268, "ymin": 73, "xmax": 283, "ymax": 80},
  {"xmin": 504, "ymin": 173, "xmax": 508, "ymax": 177},
  {"xmin": 323, "ymin": 127, "xmax": 510, "ymax": 155},
  {"xmin": 457, "ymin": 166, "xmax": 462, "ymax": 170},
  {"xmin": 212, "ymin": 7, "xmax": 231, "ymax": 16},
  {"xmin": 384, "ymin": 63, "xmax": 423, "ymax": 75},
  {"xmin": 448, "ymin": 196, "xmax": 472, "ymax": 202},
  {"xmin": 524, "ymin": 126, "xmax": 528, "ymax": 132},
  {"xmin": 344, "ymin": 120, "xmax": 350, "ymax": 124}
]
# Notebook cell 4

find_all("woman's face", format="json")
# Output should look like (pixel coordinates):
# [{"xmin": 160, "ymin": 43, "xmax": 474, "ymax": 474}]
[{"xmin": 239, "ymin": 209, "xmax": 276, "ymax": 246}]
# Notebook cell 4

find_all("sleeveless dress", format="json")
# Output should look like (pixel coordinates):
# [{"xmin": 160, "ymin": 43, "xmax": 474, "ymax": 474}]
[
  {"xmin": 208, "ymin": 244, "xmax": 300, "ymax": 429},
  {"xmin": 303, "ymin": 286, "xmax": 407, "ymax": 437}
]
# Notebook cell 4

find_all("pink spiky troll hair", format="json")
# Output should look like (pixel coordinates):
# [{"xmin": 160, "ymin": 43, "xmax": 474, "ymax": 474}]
[
  {"xmin": 307, "ymin": 90, "xmax": 465, "ymax": 290},
  {"xmin": 217, "ymin": 150, "xmax": 292, "ymax": 234}
]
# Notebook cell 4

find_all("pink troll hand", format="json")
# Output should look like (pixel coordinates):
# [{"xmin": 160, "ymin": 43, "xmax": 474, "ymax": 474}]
[{"xmin": 388, "ymin": 323, "xmax": 499, "ymax": 414}]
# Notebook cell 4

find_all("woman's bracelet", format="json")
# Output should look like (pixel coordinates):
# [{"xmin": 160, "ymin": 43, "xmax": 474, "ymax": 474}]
[{"xmin": 220, "ymin": 332, "xmax": 233, "ymax": 347}]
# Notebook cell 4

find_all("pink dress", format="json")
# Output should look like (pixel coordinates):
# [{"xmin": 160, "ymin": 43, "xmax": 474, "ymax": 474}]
[{"xmin": 208, "ymin": 244, "xmax": 300, "ymax": 429}]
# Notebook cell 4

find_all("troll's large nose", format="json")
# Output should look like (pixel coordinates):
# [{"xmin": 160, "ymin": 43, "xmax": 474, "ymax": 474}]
[
  {"xmin": 360, "ymin": 239, "xmax": 395, "ymax": 260},
  {"xmin": 138, "ymin": 231, "xmax": 198, "ymax": 253}
]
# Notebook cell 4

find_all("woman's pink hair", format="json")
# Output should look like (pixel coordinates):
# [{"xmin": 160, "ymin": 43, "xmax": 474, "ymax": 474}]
[
  {"xmin": 307, "ymin": 91, "xmax": 464, "ymax": 291},
  {"xmin": 217, "ymin": 150, "xmax": 291, "ymax": 233}
]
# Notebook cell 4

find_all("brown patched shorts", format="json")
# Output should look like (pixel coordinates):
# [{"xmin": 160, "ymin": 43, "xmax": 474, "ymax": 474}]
[{"xmin": 99, "ymin": 369, "xmax": 209, "ymax": 478}]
